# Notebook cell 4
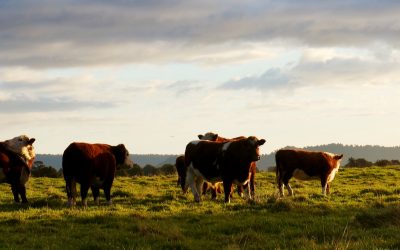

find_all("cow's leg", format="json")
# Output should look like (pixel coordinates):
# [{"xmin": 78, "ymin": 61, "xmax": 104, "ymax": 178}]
[
  {"xmin": 102, "ymin": 179, "xmax": 114, "ymax": 205},
  {"xmin": 283, "ymin": 172, "xmax": 294, "ymax": 196},
  {"xmin": 321, "ymin": 178, "xmax": 328, "ymax": 195},
  {"xmin": 65, "ymin": 178, "xmax": 76, "ymax": 206},
  {"xmin": 19, "ymin": 184, "xmax": 28, "ymax": 203},
  {"xmin": 91, "ymin": 186, "xmax": 100, "ymax": 205},
  {"xmin": 326, "ymin": 182, "xmax": 331, "ymax": 195},
  {"xmin": 237, "ymin": 185, "xmax": 244, "ymax": 198},
  {"xmin": 276, "ymin": 169, "xmax": 285, "ymax": 197},
  {"xmin": 285, "ymin": 183, "xmax": 293, "ymax": 196},
  {"xmin": 223, "ymin": 180, "xmax": 233, "ymax": 203},
  {"xmin": 195, "ymin": 177, "xmax": 204, "ymax": 202},
  {"xmin": 186, "ymin": 167, "xmax": 200, "ymax": 202},
  {"xmin": 80, "ymin": 183, "xmax": 90, "ymax": 207},
  {"xmin": 177, "ymin": 176, "xmax": 181, "ymax": 187},
  {"xmin": 11, "ymin": 184, "xmax": 20, "ymax": 203},
  {"xmin": 250, "ymin": 172, "xmax": 255, "ymax": 198},
  {"xmin": 244, "ymin": 183, "xmax": 252, "ymax": 200}
]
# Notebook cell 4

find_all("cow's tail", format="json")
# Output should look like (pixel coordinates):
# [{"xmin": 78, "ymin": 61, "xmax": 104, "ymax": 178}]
[
  {"xmin": 275, "ymin": 152, "xmax": 281, "ymax": 189},
  {"xmin": 182, "ymin": 145, "xmax": 194, "ymax": 193}
]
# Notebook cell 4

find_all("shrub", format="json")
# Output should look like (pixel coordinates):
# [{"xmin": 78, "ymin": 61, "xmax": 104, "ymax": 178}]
[
  {"xmin": 345, "ymin": 157, "xmax": 372, "ymax": 167},
  {"xmin": 159, "ymin": 164, "xmax": 176, "ymax": 175}
]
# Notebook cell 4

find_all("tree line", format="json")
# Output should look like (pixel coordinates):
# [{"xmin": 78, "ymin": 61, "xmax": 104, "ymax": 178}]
[
  {"xmin": 345, "ymin": 158, "xmax": 400, "ymax": 168},
  {"xmin": 9, "ymin": 157, "xmax": 399, "ymax": 179},
  {"xmin": 27, "ymin": 161, "xmax": 177, "ymax": 178}
]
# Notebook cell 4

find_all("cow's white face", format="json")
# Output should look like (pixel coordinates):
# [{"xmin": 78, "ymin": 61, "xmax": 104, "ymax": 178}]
[{"xmin": 4, "ymin": 135, "xmax": 36, "ymax": 161}]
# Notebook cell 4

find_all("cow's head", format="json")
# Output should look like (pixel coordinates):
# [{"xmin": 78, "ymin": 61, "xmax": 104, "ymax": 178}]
[
  {"xmin": 112, "ymin": 144, "xmax": 134, "ymax": 168},
  {"xmin": 4, "ymin": 135, "xmax": 36, "ymax": 164},
  {"xmin": 198, "ymin": 132, "xmax": 218, "ymax": 141},
  {"xmin": 238, "ymin": 136, "xmax": 266, "ymax": 162},
  {"xmin": 333, "ymin": 154, "xmax": 344, "ymax": 168}
]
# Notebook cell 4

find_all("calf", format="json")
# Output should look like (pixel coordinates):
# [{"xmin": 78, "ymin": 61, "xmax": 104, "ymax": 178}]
[
  {"xmin": 0, "ymin": 135, "xmax": 36, "ymax": 203},
  {"xmin": 184, "ymin": 136, "xmax": 265, "ymax": 203},
  {"xmin": 198, "ymin": 132, "xmax": 257, "ymax": 199},
  {"xmin": 275, "ymin": 149, "xmax": 343, "ymax": 196},
  {"xmin": 62, "ymin": 142, "xmax": 133, "ymax": 206}
]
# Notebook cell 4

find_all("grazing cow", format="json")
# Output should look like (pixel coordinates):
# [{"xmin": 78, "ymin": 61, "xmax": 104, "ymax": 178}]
[
  {"xmin": 184, "ymin": 136, "xmax": 265, "ymax": 203},
  {"xmin": 0, "ymin": 135, "xmax": 36, "ymax": 203},
  {"xmin": 275, "ymin": 149, "xmax": 343, "ymax": 197},
  {"xmin": 198, "ymin": 132, "xmax": 258, "ymax": 199},
  {"xmin": 62, "ymin": 142, "xmax": 133, "ymax": 206}
]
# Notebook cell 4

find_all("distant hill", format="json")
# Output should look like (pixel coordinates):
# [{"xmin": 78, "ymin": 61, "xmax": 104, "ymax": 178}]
[{"xmin": 36, "ymin": 144, "xmax": 400, "ymax": 170}]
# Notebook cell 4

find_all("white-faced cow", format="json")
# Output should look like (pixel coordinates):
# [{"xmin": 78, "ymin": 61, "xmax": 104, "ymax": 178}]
[
  {"xmin": 275, "ymin": 149, "xmax": 343, "ymax": 197},
  {"xmin": 184, "ymin": 136, "xmax": 265, "ymax": 203},
  {"xmin": 0, "ymin": 135, "xmax": 36, "ymax": 203},
  {"xmin": 62, "ymin": 142, "xmax": 133, "ymax": 207}
]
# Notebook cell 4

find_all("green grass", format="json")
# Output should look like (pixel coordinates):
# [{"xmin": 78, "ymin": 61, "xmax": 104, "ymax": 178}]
[{"xmin": 0, "ymin": 166, "xmax": 399, "ymax": 249}]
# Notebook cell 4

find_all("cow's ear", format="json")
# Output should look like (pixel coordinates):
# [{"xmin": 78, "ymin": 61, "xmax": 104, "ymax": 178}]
[
  {"xmin": 28, "ymin": 138, "xmax": 35, "ymax": 145},
  {"xmin": 258, "ymin": 139, "xmax": 266, "ymax": 146},
  {"xmin": 198, "ymin": 134, "xmax": 203, "ymax": 140},
  {"xmin": 335, "ymin": 154, "xmax": 343, "ymax": 160},
  {"xmin": 213, "ymin": 134, "xmax": 219, "ymax": 141}
]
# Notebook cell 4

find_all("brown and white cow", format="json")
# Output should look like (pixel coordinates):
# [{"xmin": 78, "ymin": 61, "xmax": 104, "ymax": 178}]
[
  {"xmin": 184, "ymin": 136, "xmax": 265, "ymax": 203},
  {"xmin": 62, "ymin": 142, "xmax": 133, "ymax": 206},
  {"xmin": 198, "ymin": 132, "xmax": 258, "ymax": 199},
  {"xmin": 0, "ymin": 135, "xmax": 36, "ymax": 203},
  {"xmin": 275, "ymin": 149, "xmax": 343, "ymax": 197}
]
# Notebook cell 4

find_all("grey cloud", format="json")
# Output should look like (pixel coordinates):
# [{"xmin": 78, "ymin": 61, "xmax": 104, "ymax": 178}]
[
  {"xmin": 220, "ymin": 68, "xmax": 293, "ymax": 90},
  {"xmin": 0, "ymin": 97, "xmax": 114, "ymax": 113},
  {"xmin": 1, "ymin": 1, "xmax": 400, "ymax": 68}
]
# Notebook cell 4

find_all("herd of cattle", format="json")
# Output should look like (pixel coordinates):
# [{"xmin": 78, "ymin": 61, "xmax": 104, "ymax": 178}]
[{"xmin": 0, "ymin": 134, "xmax": 343, "ymax": 205}]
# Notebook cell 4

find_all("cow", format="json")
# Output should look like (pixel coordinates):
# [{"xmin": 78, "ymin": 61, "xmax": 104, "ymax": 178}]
[
  {"xmin": 62, "ymin": 142, "xmax": 133, "ymax": 207},
  {"xmin": 0, "ymin": 135, "xmax": 36, "ymax": 203},
  {"xmin": 197, "ymin": 132, "xmax": 258, "ymax": 199},
  {"xmin": 184, "ymin": 136, "xmax": 265, "ymax": 203},
  {"xmin": 275, "ymin": 149, "xmax": 343, "ymax": 197}
]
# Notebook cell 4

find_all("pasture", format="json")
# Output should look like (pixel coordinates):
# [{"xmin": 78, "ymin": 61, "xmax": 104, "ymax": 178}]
[{"xmin": 0, "ymin": 166, "xmax": 399, "ymax": 249}]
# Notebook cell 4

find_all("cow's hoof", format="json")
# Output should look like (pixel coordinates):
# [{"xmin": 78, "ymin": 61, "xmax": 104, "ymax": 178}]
[{"xmin": 107, "ymin": 200, "xmax": 113, "ymax": 206}]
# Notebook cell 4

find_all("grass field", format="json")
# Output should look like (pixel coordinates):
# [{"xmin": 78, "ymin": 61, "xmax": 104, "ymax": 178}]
[{"xmin": 0, "ymin": 166, "xmax": 399, "ymax": 249}]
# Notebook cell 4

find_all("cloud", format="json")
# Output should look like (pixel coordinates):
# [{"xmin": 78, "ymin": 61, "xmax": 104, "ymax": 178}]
[
  {"xmin": 220, "ymin": 68, "xmax": 293, "ymax": 90},
  {"xmin": 1, "ymin": 1, "xmax": 400, "ymax": 68},
  {"xmin": 0, "ymin": 97, "xmax": 113, "ymax": 113}
]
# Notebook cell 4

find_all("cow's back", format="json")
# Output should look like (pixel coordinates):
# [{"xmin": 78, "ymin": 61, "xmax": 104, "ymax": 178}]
[
  {"xmin": 276, "ymin": 149, "xmax": 330, "ymax": 176},
  {"xmin": 62, "ymin": 143, "xmax": 114, "ymax": 180}
]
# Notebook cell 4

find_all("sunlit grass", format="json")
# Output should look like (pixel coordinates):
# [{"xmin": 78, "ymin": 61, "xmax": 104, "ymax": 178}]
[{"xmin": 0, "ymin": 166, "xmax": 399, "ymax": 249}]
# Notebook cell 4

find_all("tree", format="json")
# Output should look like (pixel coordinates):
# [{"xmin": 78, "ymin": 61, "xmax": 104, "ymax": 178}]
[
  {"xmin": 143, "ymin": 164, "xmax": 160, "ymax": 176},
  {"xmin": 159, "ymin": 164, "xmax": 176, "ymax": 175},
  {"xmin": 116, "ymin": 163, "xmax": 143, "ymax": 176},
  {"xmin": 375, "ymin": 159, "xmax": 391, "ymax": 167},
  {"xmin": 31, "ymin": 161, "xmax": 60, "ymax": 178},
  {"xmin": 345, "ymin": 157, "xmax": 372, "ymax": 167}
]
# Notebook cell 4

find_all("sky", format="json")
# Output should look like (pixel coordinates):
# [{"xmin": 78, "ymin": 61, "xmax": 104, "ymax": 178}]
[{"xmin": 1, "ymin": 0, "xmax": 400, "ymax": 155}]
